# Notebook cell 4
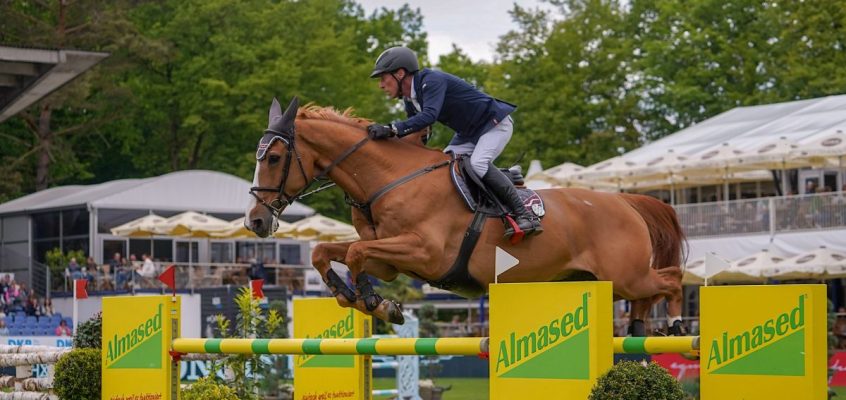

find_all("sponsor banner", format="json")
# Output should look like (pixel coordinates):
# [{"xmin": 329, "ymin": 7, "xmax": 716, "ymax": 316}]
[
  {"xmin": 829, "ymin": 352, "xmax": 846, "ymax": 386},
  {"xmin": 701, "ymin": 285, "xmax": 826, "ymax": 400},
  {"xmin": 489, "ymin": 282, "xmax": 613, "ymax": 399},
  {"xmin": 102, "ymin": 295, "xmax": 180, "ymax": 400},
  {"xmin": 2, "ymin": 336, "xmax": 73, "ymax": 348},
  {"xmin": 652, "ymin": 353, "xmax": 700, "ymax": 381},
  {"xmin": 293, "ymin": 298, "xmax": 371, "ymax": 400}
]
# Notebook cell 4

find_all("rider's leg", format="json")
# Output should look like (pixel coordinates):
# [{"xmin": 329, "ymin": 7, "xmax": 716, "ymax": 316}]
[{"xmin": 472, "ymin": 117, "xmax": 542, "ymax": 237}]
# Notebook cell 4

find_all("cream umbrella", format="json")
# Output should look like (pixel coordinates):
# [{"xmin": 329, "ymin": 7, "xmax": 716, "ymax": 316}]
[
  {"xmin": 627, "ymin": 149, "xmax": 690, "ymax": 204},
  {"xmin": 155, "ymin": 211, "xmax": 232, "ymax": 237},
  {"xmin": 711, "ymin": 249, "xmax": 782, "ymax": 283},
  {"xmin": 578, "ymin": 156, "xmax": 640, "ymax": 191},
  {"xmin": 759, "ymin": 246, "xmax": 843, "ymax": 280},
  {"xmin": 740, "ymin": 136, "xmax": 803, "ymax": 196},
  {"xmin": 792, "ymin": 129, "xmax": 846, "ymax": 188},
  {"xmin": 209, "ymin": 217, "xmax": 295, "ymax": 239},
  {"xmin": 289, "ymin": 214, "xmax": 359, "ymax": 242},
  {"xmin": 682, "ymin": 257, "xmax": 706, "ymax": 285},
  {"xmin": 110, "ymin": 214, "xmax": 167, "ymax": 237},
  {"xmin": 544, "ymin": 162, "xmax": 585, "ymax": 182},
  {"xmin": 682, "ymin": 142, "xmax": 749, "ymax": 203}
]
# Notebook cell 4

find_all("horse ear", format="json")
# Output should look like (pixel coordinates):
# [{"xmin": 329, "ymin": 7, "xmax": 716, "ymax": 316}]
[
  {"xmin": 268, "ymin": 97, "xmax": 282, "ymax": 123},
  {"xmin": 281, "ymin": 96, "xmax": 299, "ymax": 127}
]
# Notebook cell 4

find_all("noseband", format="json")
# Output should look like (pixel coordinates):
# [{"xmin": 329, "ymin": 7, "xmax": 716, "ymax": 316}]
[{"xmin": 249, "ymin": 124, "xmax": 369, "ymax": 219}]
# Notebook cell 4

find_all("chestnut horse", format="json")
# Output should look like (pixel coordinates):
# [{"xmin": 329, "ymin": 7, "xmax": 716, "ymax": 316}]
[{"xmin": 247, "ymin": 97, "xmax": 687, "ymax": 336}]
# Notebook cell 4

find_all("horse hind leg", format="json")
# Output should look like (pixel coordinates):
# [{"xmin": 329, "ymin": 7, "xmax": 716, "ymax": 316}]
[{"xmin": 622, "ymin": 266, "xmax": 685, "ymax": 336}]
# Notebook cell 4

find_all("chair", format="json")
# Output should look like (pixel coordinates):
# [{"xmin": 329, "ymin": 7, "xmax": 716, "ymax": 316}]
[
  {"xmin": 40, "ymin": 328, "xmax": 52, "ymax": 336},
  {"xmin": 9, "ymin": 328, "xmax": 21, "ymax": 336},
  {"xmin": 25, "ymin": 316, "xmax": 37, "ymax": 325}
]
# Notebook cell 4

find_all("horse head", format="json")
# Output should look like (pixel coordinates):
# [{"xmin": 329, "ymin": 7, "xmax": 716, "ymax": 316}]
[{"xmin": 247, "ymin": 97, "xmax": 314, "ymax": 237}]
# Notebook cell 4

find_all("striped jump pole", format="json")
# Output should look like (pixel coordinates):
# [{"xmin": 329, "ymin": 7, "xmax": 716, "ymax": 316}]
[
  {"xmin": 172, "ymin": 337, "xmax": 489, "ymax": 356},
  {"xmin": 614, "ymin": 336, "xmax": 700, "ymax": 355}
]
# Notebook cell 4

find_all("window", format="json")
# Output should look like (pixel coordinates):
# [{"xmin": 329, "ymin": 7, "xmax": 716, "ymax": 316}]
[
  {"xmin": 278, "ymin": 244, "xmax": 302, "ymax": 265},
  {"xmin": 62, "ymin": 209, "xmax": 89, "ymax": 236},
  {"xmin": 154, "ymin": 239, "xmax": 173, "ymax": 262},
  {"xmin": 97, "ymin": 209, "xmax": 149, "ymax": 234},
  {"xmin": 32, "ymin": 212, "xmax": 60, "ymax": 239},
  {"xmin": 33, "ymin": 240, "xmax": 60, "ymax": 263},
  {"xmin": 102, "ymin": 240, "xmax": 127, "ymax": 264},
  {"xmin": 210, "ymin": 242, "xmax": 234, "ymax": 263},
  {"xmin": 236, "ymin": 241, "xmax": 276, "ymax": 263},
  {"xmin": 129, "ymin": 239, "xmax": 153, "ymax": 261},
  {"xmin": 62, "ymin": 238, "xmax": 89, "ymax": 254},
  {"xmin": 175, "ymin": 241, "xmax": 199, "ymax": 263}
]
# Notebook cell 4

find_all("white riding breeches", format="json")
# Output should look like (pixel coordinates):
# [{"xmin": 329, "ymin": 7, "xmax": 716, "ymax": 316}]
[{"xmin": 444, "ymin": 116, "xmax": 513, "ymax": 177}]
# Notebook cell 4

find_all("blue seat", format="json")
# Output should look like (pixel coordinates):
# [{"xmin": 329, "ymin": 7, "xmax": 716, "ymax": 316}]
[
  {"xmin": 42, "ymin": 328, "xmax": 54, "ymax": 336},
  {"xmin": 8, "ymin": 328, "xmax": 21, "ymax": 336},
  {"xmin": 63, "ymin": 318, "xmax": 73, "ymax": 327},
  {"xmin": 3, "ymin": 316, "xmax": 13, "ymax": 326},
  {"xmin": 25, "ymin": 316, "xmax": 36, "ymax": 324},
  {"xmin": 52, "ymin": 313, "xmax": 62, "ymax": 320}
]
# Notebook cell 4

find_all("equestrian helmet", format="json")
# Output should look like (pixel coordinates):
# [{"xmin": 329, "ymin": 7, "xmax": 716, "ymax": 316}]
[{"xmin": 370, "ymin": 46, "xmax": 419, "ymax": 78}]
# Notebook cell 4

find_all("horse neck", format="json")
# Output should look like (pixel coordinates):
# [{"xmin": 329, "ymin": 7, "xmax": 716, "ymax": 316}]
[{"xmin": 299, "ymin": 119, "xmax": 445, "ymax": 202}]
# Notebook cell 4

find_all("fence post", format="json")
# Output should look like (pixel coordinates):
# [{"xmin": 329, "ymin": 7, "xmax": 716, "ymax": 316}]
[{"xmin": 769, "ymin": 198, "xmax": 776, "ymax": 238}]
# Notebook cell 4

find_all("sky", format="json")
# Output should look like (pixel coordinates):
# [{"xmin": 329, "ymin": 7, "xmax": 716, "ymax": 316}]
[{"xmin": 356, "ymin": 0, "xmax": 551, "ymax": 63}]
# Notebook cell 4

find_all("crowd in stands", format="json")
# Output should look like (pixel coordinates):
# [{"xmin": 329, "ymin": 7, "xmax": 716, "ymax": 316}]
[
  {"xmin": 68, "ymin": 252, "xmax": 161, "ymax": 291},
  {"xmin": 0, "ymin": 274, "xmax": 71, "ymax": 336}
]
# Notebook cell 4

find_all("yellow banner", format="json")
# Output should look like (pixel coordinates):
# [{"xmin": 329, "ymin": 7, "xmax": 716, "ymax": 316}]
[
  {"xmin": 489, "ymin": 282, "xmax": 613, "ymax": 399},
  {"xmin": 102, "ymin": 295, "xmax": 180, "ymax": 400},
  {"xmin": 700, "ymin": 285, "xmax": 826, "ymax": 400},
  {"xmin": 293, "ymin": 298, "xmax": 371, "ymax": 400}
]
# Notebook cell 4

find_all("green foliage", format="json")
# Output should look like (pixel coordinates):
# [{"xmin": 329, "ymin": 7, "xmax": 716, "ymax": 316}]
[
  {"xmin": 45, "ymin": 248, "xmax": 87, "ymax": 291},
  {"xmin": 182, "ymin": 376, "xmax": 239, "ymax": 400},
  {"xmin": 53, "ymin": 348, "xmax": 102, "ymax": 400},
  {"xmin": 74, "ymin": 312, "xmax": 103, "ymax": 349},
  {"xmin": 589, "ymin": 361, "xmax": 686, "ymax": 400},
  {"xmin": 212, "ymin": 288, "xmax": 286, "ymax": 399}
]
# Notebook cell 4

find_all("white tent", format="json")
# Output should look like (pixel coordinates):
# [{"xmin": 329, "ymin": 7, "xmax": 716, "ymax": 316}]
[
  {"xmin": 110, "ymin": 214, "xmax": 167, "ymax": 237},
  {"xmin": 758, "ymin": 246, "xmax": 839, "ymax": 280},
  {"xmin": 711, "ymin": 249, "xmax": 785, "ymax": 283}
]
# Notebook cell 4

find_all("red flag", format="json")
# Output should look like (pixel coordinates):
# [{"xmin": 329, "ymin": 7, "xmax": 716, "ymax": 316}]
[
  {"xmin": 158, "ymin": 265, "xmax": 176, "ymax": 290},
  {"xmin": 74, "ymin": 279, "xmax": 88, "ymax": 299},
  {"xmin": 250, "ymin": 279, "xmax": 265, "ymax": 299}
]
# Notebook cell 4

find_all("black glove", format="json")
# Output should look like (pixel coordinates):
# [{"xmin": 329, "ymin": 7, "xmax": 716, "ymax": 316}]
[{"xmin": 367, "ymin": 123, "xmax": 396, "ymax": 140}]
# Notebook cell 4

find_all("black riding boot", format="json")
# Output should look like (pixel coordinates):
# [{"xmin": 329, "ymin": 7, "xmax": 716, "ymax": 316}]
[{"xmin": 481, "ymin": 165, "xmax": 542, "ymax": 239}]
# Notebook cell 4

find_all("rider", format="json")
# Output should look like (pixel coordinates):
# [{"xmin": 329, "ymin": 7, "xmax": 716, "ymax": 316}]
[{"xmin": 366, "ymin": 46, "xmax": 542, "ymax": 239}]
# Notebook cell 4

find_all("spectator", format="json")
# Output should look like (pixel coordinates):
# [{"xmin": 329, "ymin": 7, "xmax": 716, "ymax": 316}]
[
  {"xmin": 116, "ymin": 257, "xmax": 133, "ymax": 290},
  {"xmin": 4, "ymin": 284, "xmax": 22, "ymax": 312},
  {"xmin": 248, "ymin": 257, "xmax": 266, "ymax": 281},
  {"xmin": 42, "ymin": 298, "xmax": 54, "ymax": 317},
  {"xmin": 135, "ymin": 254, "xmax": 158, "ymax": 288},
  {"xmin": 55, "ymin": 320, "xmax": 72, "ymax": 336},
  {"xmin": 68, "ymin": 258, "xmax": 83, "ymax": 280},
  {"xmin": 24, "ymin": 296, "xmax": 37, "ymax": 316},
  {"xmin": 0, "ymin": 320, "xmax": 7, "ymax": 336},
  {"xmin": 84, "ymin": 256, "xmax": 97, "ymax": 283}
]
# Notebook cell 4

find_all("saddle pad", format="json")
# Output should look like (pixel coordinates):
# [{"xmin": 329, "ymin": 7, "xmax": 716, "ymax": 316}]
[{"xmin": 449, "ymin": 156, "xmax": 546, "ymax": 218}]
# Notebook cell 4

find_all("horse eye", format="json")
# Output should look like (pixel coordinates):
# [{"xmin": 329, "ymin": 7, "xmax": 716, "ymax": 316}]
[{"xmin": 268, "ymin": 155, "xmax": 281, "ymax": 164}]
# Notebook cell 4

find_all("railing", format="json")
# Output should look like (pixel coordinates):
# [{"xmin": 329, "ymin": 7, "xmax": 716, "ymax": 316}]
[
  {"xmin": 0, "ymin": 247, "xmax": 50, "ymax": 298},
  {"xmin": 71, "ymin": 262, "xmax": 314, "ymax": 294},
  {"xmin": 674, "ymin": 191, "xmax": 846, "ymax": 238}
]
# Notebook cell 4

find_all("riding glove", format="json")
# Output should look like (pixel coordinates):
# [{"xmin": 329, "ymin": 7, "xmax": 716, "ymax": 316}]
[{"xmin": 367, "ymin": 123, "xmax": 396, "ymax": 140}]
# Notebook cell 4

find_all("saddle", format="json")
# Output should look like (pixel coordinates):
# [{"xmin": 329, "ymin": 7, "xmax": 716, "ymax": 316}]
[
  {"xmin": 426, "ymin": 155, "xmax": 545, "ymax": 298},
  {"xmin": 450, "ymin": 154, "xmax": 546, "ymax": 219}
]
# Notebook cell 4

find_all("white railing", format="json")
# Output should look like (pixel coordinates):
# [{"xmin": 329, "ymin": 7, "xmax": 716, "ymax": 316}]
[{"xmin": 674, "ymin": 191, "xmax": 846, "ymax": 238}]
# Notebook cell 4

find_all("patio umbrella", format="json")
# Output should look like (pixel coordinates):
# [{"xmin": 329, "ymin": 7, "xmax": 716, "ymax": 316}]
[
  {"xmin": 627, "ymin": 149, "xmax": 690, "ymax": 204},
  {"xmin": 110, "ymin": 214, "xmax": 168, "ymax": 237},
  {"xmin": 209, "ymin": 217, "xmax": 295, "ymax": 239},
  {"xmin": 682, "ymin": 257, "xmax": 706, "ymax": 285},
  {"xmin": 682, "ymin": 142, "xmax": 748, "ymax": 203},
  {"xmin": 711, "ymin": 249, "xmax": 783, "ymax": 283},
  {"xmin": 578, "ymin": 156, "xmax": 640, "ymax": 191},
  {"xmin": 792, "ymin": 129, "xmax": 846, "ymax": 187},
  {"xmin": 289, "ymin": 214, "xmax": 359, "ymax": 242},
  {"xmin": 759, "ymin": 246, "xmax": 843, "ymax": 280},
  {"xmin": 155, "ymin": 211, "xmax": 232, "ymax": 237},
  {"xmin": 741, "ymin": 136, "xmax": 803, "ymax": 196}
]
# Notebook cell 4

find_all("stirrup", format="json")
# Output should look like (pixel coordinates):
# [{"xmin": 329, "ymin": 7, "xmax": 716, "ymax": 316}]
[{"xmin": 503, "ymin": 216, "xmax": 525, "ymax": 244}]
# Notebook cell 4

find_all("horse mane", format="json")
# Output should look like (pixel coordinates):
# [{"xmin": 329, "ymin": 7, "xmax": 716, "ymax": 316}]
[{"xmin": 297, "ymin": 103, "xmax": 372, "ymax": 130}]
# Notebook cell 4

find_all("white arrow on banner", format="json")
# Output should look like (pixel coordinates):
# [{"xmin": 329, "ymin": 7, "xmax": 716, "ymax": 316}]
[{"xmin": 495, "ymin": 246, "xmax": 520, "ymax": 283}]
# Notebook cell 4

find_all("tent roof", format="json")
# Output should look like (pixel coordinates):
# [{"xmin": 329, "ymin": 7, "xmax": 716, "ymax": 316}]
[
  {"xmin": 0, "ymin": 170, "xmax": 315, "ymax": 217},
  {"xmin": 623, "ymin": 94, "xmax": 846, "ymax": 163}
]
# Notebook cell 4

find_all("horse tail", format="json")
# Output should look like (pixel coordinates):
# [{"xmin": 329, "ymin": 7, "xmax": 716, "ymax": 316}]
[{"xmin": 620, "ymin": 194, "xmax": 688, "ymax": 270}]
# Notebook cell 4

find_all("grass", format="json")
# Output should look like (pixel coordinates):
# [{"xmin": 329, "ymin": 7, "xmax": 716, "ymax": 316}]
[{"xmin": 374, "ymin": 377, "xmax": 488, "ymax": 400}]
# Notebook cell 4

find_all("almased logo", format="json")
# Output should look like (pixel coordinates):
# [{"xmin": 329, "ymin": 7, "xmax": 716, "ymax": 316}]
[
  {"xmin": 707, "ymin": 294, "xmax": 806, "ymax": 376},
  {"xmin": 298, "ymin": 309, "xmax": 355, "ymax": 368},
  {"xmin": 496, "ymin": 292, "xmax": 590, "ymax": 380},
  {"xmin": 106, "ymin": 303, "xmax": 163, "ymax": 369}
]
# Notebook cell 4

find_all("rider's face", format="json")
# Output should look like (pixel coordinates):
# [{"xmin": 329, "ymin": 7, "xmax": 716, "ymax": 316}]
[{"xmin": 378, "ymin": 70, "xmax": 404, "ymax": 99}]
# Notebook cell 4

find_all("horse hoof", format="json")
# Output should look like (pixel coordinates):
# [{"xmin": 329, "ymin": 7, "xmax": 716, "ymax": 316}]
[
  {"xmin": 377, "ymin": 299, "xmax": 405, "ymax": 325},
  {"xmin": 668, "ymin": 320, "xmax": 687, "ymax": 336}
]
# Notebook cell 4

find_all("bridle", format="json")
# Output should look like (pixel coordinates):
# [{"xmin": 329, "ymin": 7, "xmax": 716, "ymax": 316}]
[{"xmin": 249, "ymin": 122, "xmax": 369, "ymax": 219}]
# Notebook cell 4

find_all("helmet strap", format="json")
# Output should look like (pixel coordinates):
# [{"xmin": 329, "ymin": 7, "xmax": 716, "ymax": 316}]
[{"xmin": 391, "ymin": 71, "xmax": 407, "ymax": 98}]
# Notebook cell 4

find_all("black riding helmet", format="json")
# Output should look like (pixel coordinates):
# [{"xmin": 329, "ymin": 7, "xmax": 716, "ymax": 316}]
[{"xmin": 369, "ymin": 46, "xmax": 420, "ymax": 78}]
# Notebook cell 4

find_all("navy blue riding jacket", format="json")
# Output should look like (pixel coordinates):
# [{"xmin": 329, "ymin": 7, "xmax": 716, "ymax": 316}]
[{"xmin": 393, "ymin": 68, "xmax": 517, "ymax": 145}]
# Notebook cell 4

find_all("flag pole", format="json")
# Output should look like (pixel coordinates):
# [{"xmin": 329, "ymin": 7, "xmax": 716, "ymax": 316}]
[{"xmin": 72, "ymin": 280, "xmax": 78, "ymax": 334}]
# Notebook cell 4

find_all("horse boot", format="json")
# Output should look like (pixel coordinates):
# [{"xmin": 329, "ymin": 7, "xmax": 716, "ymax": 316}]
[{"xmin": 481, "ymin": 164, "xmax": 542, "ymax": 243}]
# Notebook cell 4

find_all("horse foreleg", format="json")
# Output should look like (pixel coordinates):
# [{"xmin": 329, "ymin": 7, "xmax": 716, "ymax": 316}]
[
  {"xmin": 312, "ymin": 241, "xmax": 357, "ymax": 309},
  {"xmin": 345, "ymin": 234, "xmax": 433, "ymax": 325}
]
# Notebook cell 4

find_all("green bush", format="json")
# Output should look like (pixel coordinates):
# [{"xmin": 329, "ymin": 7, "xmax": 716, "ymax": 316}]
[
  {"xmin": 54, "ymin": 348, "xmax": 101, "ymax": 400},
  {"xmin": 74, "ymin": 312, "xmax": 102, "ymax": 349},
  {"xmin": 589, "ymin": 361, "xmax": 686, "ymax": 400},
  {"xmin": 182, "ymin": 376, "xmax": 239, "ymax": 400}
]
